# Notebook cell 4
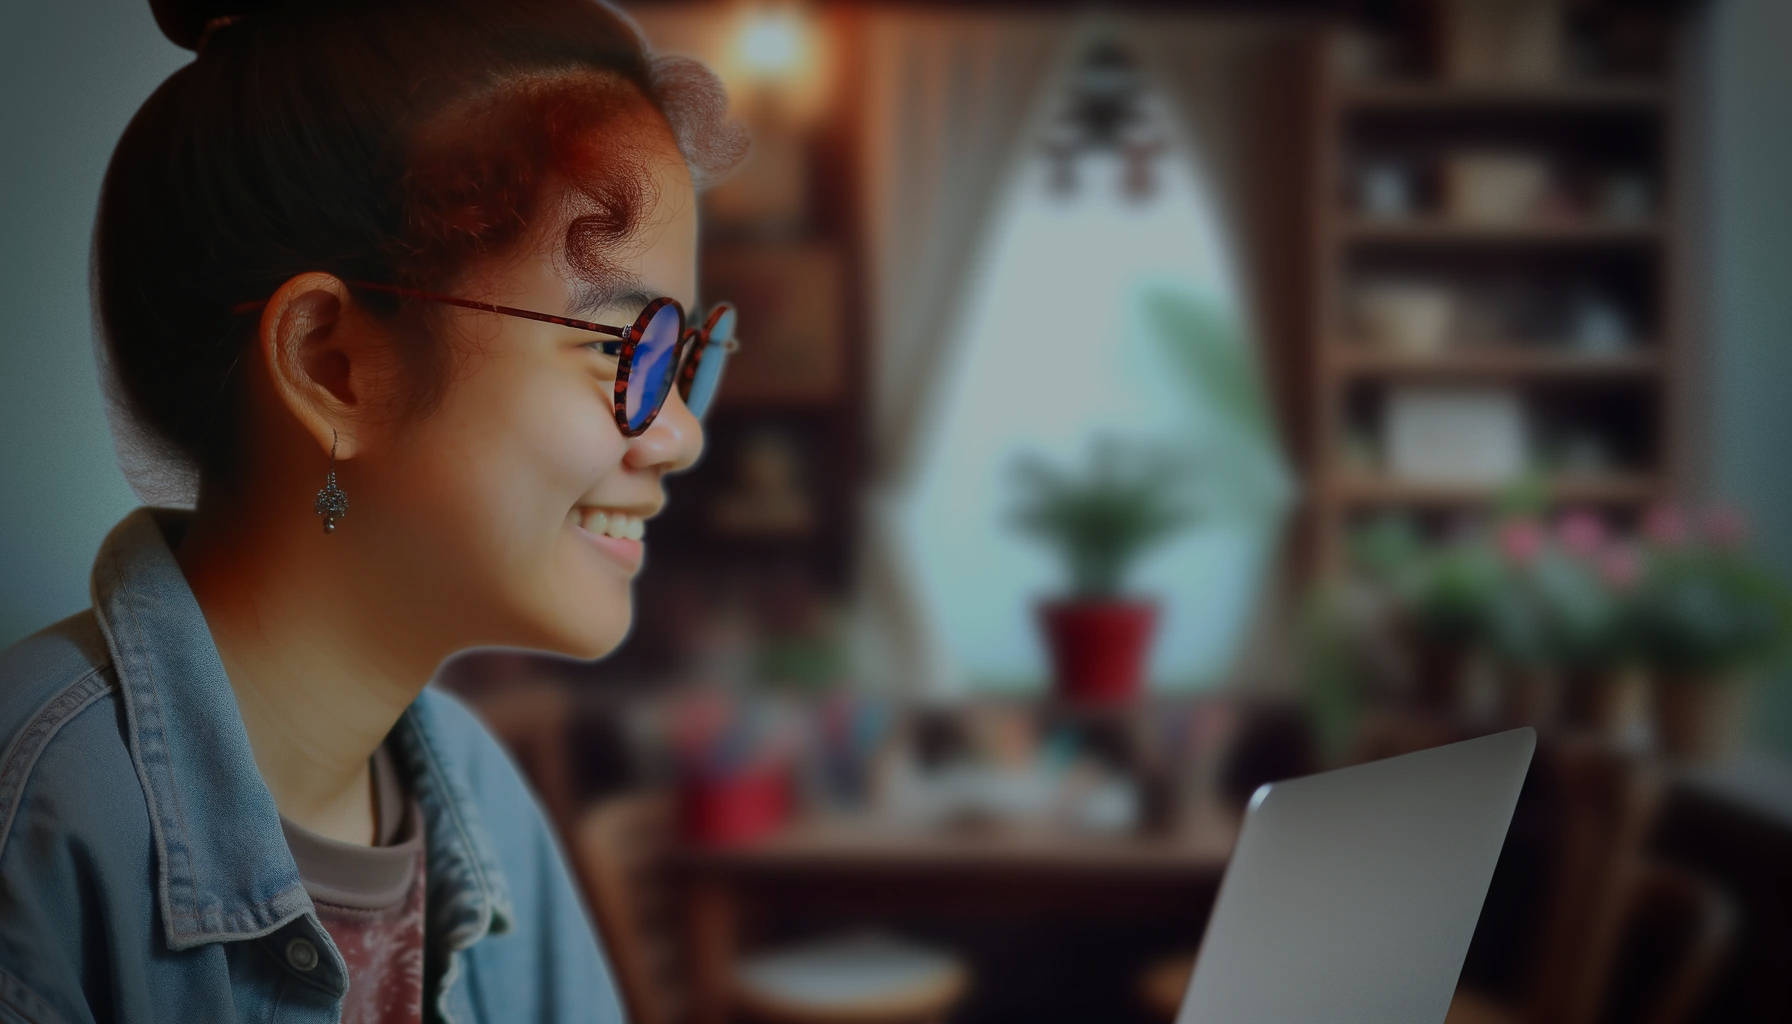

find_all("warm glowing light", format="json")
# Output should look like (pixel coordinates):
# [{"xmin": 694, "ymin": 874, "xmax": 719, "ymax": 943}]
[{"xmin": 736, "ymin": 8, "xmax": 810, "ymax": 81}]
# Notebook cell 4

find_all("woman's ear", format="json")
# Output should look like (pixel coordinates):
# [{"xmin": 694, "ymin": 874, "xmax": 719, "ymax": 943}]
[{"xmin": 258, "ymin": 273, "xmax": 392, "ymax": 460}]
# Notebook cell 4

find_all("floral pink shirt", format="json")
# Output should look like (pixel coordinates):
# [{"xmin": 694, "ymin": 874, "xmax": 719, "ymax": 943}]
[
  {"xmin": 281, "ymin": 744, "xmax": 427, "ymax": 1024},
  {"xmin": 313, "ymin": 849, "xmax": 427, "ymax": 1024}
]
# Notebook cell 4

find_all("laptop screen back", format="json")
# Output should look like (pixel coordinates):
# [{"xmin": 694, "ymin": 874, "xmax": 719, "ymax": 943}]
[{"xmin": 1177, "ymin": 727, "xmax": 1536, "ymax": 1024}]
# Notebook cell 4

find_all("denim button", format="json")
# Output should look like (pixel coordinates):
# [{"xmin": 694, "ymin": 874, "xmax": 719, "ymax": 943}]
[{"xmin": 285, "ymin": 937, "xmax": 319, "ymax": 972}]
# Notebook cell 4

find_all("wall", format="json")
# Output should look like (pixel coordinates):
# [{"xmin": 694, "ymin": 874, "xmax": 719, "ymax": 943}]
[
  {"xmin": 1705, "ymin": 0, "xmax": 1792, "ymax": 755},
  {"xmin": 0, "ymin": 0, "xmax": 182, "ymax": 644}
]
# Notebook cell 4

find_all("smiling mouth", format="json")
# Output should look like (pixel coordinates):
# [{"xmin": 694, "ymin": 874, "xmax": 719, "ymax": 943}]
[{"xmin": 575, "ymin": 507, "xmax": 649, "ymax": 541}]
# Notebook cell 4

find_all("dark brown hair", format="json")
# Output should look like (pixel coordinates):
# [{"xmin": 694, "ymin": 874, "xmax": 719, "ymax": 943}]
[{"xmin": 98, "ymin": 0, "xmax": 744, "ymax": 491}]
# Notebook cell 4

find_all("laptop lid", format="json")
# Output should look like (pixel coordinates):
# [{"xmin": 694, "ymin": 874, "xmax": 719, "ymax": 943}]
[{"xmin": 1177, "ymin": 727, "xmax": 1536, "ymax": 1024}]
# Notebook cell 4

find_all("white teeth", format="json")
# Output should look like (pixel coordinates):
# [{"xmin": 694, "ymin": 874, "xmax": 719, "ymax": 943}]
[{"xmin": 579, "ymin": 508, "xmax": 648, "ymax": 541}]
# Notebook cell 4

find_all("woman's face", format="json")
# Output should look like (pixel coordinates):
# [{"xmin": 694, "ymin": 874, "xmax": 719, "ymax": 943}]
[{"xmin": 351, "ymin": 131, "xmax": 703, "ymax": 661}]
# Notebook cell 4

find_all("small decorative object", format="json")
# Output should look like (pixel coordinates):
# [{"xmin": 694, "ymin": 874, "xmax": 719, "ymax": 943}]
[
  {"xmin": 1452, "ymin": 282, "xmax": 1532, "ymax": 344},
  {"xmin": 1530, "ymin": 180, "xmax": 1581, "ymax": 226},
  {"xmin": 1355, "ymin": 281, "xmax": 1456, "ymax": 356},
  {"xmin": 1631, "ymin": 504, "xmax": 1792, "ymax": 761},
  {"xmin": 1384, "ymin": 387, "xmax": 1528, "ymax": 486},
  {"xmin": 1596, "ymin": 171, "xmax": 1654, "ymax": 224},
  {"xmin": 1340, "ymin": 429, "xmax": 1381, "ymax": 474},
  {"xmin": 700, "ymin": 244, "xmax": 843, "ymax": 405},
  {"xmin": 667, "ymin": 691, "xmax": 798, "ymax": 846},
  {"xmin": 808, "ymin": 694, "xmax": 895, "ymax": 811},
  {"xmin": 1009, "ymin": 436, "xmax": 1199, "ymax": 704},
  {"xmin": 1546, "ymin": 431, "xmax": 1616, "ymax": 476},
  {"xmin": 679, "ymin": 767, "xmax": 792, "ymax": 847},
  {"xmin": 1330, "ymin": 28, "xmax": 1395, "ymax": 81},
  {"xmin": 1442, "ymin": 151, "xmax": 1551, "ymax": 226},
  {"xmin": 710, "ymin": 429, "xmax": 816, "ymax": 537},
  {"xmin": 1357, "ymin": 160, "xmax": 1418, "ymax": 220},
  {"xmin": 1568, "ymin": 290, "xmax": 1634, "ymax": 354},
  {"xmin": 1439, "ymin": 0, "xmax": 1565, "ymax": 85},
  {"xmin": 1039, "ymin": 36, "xmax": 1167, "ymax": 201}
]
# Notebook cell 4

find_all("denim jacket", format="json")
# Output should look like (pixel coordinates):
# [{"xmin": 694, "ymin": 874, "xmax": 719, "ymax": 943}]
[{"xmin": 0, "ymin": 509, "xmax": 626, "ymax": 1024}]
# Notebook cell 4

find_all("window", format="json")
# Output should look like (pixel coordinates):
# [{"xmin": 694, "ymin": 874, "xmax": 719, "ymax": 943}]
[{"xmin": 895, "ymin": 136, "xmax": 1293, "ymax": 693}]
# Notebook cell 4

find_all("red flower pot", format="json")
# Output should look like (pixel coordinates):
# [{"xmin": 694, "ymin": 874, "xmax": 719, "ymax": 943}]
[{"xmin": 1037, "ymin": 599, "xmax": 1159, "ymax": 704}]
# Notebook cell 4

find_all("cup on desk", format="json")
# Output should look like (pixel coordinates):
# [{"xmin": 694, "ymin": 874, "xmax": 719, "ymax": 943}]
[
  {"xmin": 680, "ymin": 767, "xmax": 792, "ymax": 847},
  {"xmin": 667, "ymin": 689, "xmax": 798, "ymax": 846}
]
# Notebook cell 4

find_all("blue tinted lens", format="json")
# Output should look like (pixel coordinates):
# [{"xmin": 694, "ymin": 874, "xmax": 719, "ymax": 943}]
[
  {"xmin": 626, "ymin": 303, "xmax": 682, "ymax": 431},
  {"xmin": 684, "ymin": 308, "xmax": 736, "ymax": 419}
]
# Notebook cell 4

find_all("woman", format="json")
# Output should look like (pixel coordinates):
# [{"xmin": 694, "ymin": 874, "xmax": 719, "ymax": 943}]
[{"xmin": 0, "ymin": 0, "xmax": 745, "ymax": 1021}]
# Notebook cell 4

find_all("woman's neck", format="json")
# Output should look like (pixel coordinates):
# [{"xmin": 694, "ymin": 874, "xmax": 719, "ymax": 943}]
[{"xmin": 175, "ymin": 496, "xmax": 437, "ymax": 846}]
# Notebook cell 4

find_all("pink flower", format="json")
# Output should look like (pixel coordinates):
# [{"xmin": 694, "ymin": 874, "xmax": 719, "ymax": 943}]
[
  {"xmin": 1600, "ymin": 546, "xmax": 1643, "ymax": 592},
  {"xmin": 1643, "ymin": 504, "xmax": 1689, "ymax": 548},
  {"xmin": 1556, "ymin": 509, "xmax": 1607, "ymax": 557},
  {"xmin": 1498, "ymin": 518, "xmax": 1546, "ymax": 566},
  {"xmin": 1704, "ymin": 505, "xmax": 1750, "ymax": 549}
]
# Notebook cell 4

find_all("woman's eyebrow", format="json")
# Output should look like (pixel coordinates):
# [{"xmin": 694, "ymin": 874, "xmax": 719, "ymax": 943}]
[{"xmin": 568, "ymin": 279, "xmax": 657, "ymax": 319}]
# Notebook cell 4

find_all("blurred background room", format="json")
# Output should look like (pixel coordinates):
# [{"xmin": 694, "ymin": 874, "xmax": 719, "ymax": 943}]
[{"xmin": 4, "ymin": 0, "xmax": 1791, "ymax": 1022}]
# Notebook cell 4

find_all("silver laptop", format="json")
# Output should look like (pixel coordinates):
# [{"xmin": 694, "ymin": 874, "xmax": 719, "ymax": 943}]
[{"xmin": 1176, "ymin": 727, "xmax": 1536, "ymax": 1024}]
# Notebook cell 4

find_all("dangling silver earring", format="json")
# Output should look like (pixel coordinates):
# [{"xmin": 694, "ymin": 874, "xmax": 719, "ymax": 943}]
[{"xmin": 314, "ymin": 432, "xmax": 348, "ymax": 533}]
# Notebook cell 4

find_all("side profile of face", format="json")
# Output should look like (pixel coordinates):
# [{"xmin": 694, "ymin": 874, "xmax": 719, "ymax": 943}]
[{"xmin": 336, "ymin": 120, "xmax": 704, "ymax": 661}]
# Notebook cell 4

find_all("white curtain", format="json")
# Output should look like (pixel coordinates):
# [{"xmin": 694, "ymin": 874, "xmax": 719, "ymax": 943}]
[
  {"xmin": 1120, "ymin": 17, "xmax": 1317, "ymax": 689},
  {"xmin": 1119, "ymin": 17, "xmax": 1314, "ymax": 456},
  {"xmin": 853, "ymin": 9, "xmax": 1077, "ymax": 693}
]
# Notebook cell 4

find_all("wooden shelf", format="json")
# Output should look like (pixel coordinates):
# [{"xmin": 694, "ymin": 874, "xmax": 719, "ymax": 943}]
[
  {"xmin": 1340, "ymin": 218, "xmax": 1662, "ymax": 246},
  {"xmin": 1327, "ymin": 474, "xmax": 1658, "ymax": 508},
  {"xmin": 1297, "ymin": 17, "xmax": 1689, "ymax": 576},
  {"xmin": 1340, "ymin": 79, "xmax": 1667, "ymax": 112},
  {"xmin": 1331, "ymin": 347, "xmax": 1660, "ymax": 380}
]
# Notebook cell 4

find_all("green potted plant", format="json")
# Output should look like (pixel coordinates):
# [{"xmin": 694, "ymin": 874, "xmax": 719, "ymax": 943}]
[
  {"xmin": 1528, "ymin": 511, "xmax": 1648, "ymax": 736},
  {"xmin": 1008, "ymin": 436, "xmax": 1198, "ymax": 703},
  {"xmin": 1479, "ymin": 517, "xmax": 1572, "ymax": 726},
  {"xmin": 1351, "ymin": 515, "xmax": 1503, "ymax": 712},
  {"xmin": 1632, "ymin": 505, "xmax": 1792, "ymax": 761}
]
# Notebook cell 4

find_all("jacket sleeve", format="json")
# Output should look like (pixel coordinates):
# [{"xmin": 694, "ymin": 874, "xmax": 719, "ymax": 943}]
[{"xmin": 0, "ymin": 669, "xmax": 138, "ymax": 1024}]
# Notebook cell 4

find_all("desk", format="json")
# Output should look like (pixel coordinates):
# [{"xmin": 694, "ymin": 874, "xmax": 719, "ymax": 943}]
[{"xmin": 674, "ymin": 812, "xmax": 1239, "ymax": 1024}]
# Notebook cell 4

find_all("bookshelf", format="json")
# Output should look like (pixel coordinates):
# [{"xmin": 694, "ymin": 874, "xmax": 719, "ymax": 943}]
[{"xmin": 1300, "ymin": 9, "xmax": 1691, "ymax": 573}]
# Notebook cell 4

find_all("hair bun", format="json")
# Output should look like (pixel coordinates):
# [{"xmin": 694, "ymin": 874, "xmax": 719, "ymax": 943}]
[{"xmin": 149, "ymin": 0, "xmax": 270, "ymax": 50}]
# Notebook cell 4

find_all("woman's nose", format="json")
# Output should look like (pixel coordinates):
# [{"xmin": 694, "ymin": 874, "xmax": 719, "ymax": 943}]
[{"xmin": 625, "ymin": 390, "xmax": 704, "ymax": 473}]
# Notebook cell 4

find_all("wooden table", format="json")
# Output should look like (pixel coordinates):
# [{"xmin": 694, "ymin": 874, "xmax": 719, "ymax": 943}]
[{"xmin": 674, "ymin": 810, "xmax": 1239, "ymax": 1024}]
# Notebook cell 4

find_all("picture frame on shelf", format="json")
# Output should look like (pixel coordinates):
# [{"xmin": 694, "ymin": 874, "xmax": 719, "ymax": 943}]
[
  {"xmin": 700, "ymin": 243, "xmax": 846, "ymax": 407},
  {"xmin": 1384, "ymin": 386, "xmax": 1529, "ymax": 486}
]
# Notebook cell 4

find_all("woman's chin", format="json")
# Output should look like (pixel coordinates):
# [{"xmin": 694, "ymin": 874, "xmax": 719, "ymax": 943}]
[{"xmin": 534, "ymin": 601, "xmax": 634, "ymax": 662}]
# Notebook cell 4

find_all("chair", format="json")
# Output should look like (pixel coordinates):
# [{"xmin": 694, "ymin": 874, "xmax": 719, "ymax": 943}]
[
  {"xmin": 1137, "ymin": 952, "xmax": 1193, "ymax": 1021},
  {"xmin": 1444, "ymin": 738, "xmax": 1734, "ymax": 1024},
  {"xmin": 571, "ymin": 793, "xmax": 969, "ymax": 1024},
  {"xmin": 1445, "ymin": 858, "xmax": 1734, "ymax": 1024},
  {"xmin": 1598, "ymin": 861, "xmax": 1737, "ymax": 1024}
]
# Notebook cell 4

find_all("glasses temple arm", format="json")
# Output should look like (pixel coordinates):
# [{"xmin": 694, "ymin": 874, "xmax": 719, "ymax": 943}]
[{"xmin": 230, "ymin": 281, "xmax": 629, "ymax": 339}]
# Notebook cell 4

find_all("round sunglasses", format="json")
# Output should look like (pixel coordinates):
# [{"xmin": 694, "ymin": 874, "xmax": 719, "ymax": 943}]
[{"xmin": 233, "ymin": 281, "xmax": 739, "ymax": 437}]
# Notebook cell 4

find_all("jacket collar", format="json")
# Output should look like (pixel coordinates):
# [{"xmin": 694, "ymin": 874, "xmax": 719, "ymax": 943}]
[{"xmin": 89, "ymin": 508, "xmax": 511, "ymax": 950}]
